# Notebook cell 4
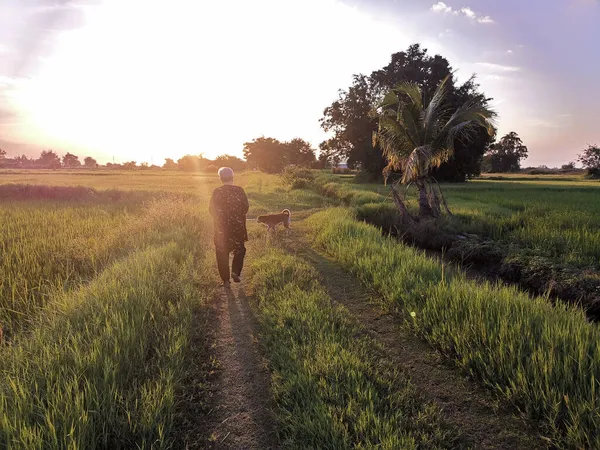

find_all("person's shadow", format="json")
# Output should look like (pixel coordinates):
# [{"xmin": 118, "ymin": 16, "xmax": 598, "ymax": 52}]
[{"xmin": 222, "ymin": 287, "xmax": 278, "ymax": 448}]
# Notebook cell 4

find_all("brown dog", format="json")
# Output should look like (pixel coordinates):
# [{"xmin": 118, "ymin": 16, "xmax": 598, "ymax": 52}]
[{"xmin": 257, "ymin": 209, "xmax": 291, "ymax": 234}]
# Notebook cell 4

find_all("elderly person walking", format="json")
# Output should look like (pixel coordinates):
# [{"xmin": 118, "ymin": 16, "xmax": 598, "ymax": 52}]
[{"xmin": 209, "ymin": 167, "xmax": 249, "ymax": 288}]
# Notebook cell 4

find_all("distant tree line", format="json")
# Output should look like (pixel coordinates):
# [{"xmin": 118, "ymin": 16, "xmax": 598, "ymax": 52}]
[
  {"xmin": 0, "ymin": 140, "xmax": 319, "ymax": 173},
  {"xmin": 0, "ymin": 150, "xmax": 99, "ymax": 169}
]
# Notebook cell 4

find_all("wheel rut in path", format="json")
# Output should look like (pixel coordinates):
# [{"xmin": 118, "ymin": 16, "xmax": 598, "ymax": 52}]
[
  {"xmin": 284, "ymin": 233, "xmax": 547, "ymax": 450},
  {"xmin": 196, "ymin": 285, "xmax": 279, "ymax": 449}
]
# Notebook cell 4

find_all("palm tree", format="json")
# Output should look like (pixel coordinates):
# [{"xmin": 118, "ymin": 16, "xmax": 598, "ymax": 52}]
[{"xmin": 373, "ymin": 76, "xmax": 495, "ymax": 222}]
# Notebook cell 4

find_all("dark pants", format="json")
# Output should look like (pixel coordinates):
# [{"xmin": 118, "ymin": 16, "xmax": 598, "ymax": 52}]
[{"xmin": 215, "ymin": 242, "xmax": 246, "ymax": 282}]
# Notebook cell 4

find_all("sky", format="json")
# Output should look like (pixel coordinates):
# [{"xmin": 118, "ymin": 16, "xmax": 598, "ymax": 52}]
[{"xmin": 0, "ymin": 0, "xmax": 598, "ymax": 166}]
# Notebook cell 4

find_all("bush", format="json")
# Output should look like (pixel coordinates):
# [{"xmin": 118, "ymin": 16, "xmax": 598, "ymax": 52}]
[
  {"xmin": 527, "ymin": 168, "xmax": 555, "ymax": 175},
  {"xmin": 562, "ymin": 162, "xmax": 575, "ymax": 170},
  {"xmin": 585, "ymin": 167, "xmax": 600, "ymax": 179},
  {"xmin": 331, "ymin": 167, "xmax": 351, "ymax": 174},
  {"xmin": 281, "ymin": 165, "xmax": 315, "ymax": 189}
]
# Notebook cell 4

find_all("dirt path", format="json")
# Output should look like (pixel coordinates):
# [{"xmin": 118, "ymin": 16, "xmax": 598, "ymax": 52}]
[
  {"xmin": 283, "ymin": 229, "xmax": 548, "ymax": 450},
  {"xmin": 203, "ymin": 286, "xmax": 279, "ymax": 449},
  {"xmin": 177, "ymin": 284, "xmax": 279, "ymax": 449}
]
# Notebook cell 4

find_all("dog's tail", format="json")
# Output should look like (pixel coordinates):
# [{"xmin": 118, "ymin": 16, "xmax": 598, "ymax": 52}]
[{"xmin": 281, "ymin": 209, "xmax": 291, "ymax": 217}]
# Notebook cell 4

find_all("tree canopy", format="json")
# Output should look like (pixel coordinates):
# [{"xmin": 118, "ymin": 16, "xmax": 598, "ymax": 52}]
[
  {"xmin": 83, "ymin": 157, "xmax": 97, "ymax": 168},
  {"xmin": 243, "ymin": 137, "xmax": 315, "ymax": 173},
  {"xmin": 320, "ymin": 44, "xmax": 496, "ymax": 181},
  {"xmin": 62, "ymin": 153, "xmax": 81, "ymax": 168},
  {"xmin": 37, "ymin": 150, "xmax": 61, "ymax": 169},
  {"xmin": 484, "ymin": 132, "xmax": 528, "ymax": 173},
  {"xmin": 373, "ymin": 76, "xmax": 495, "ymax": 219},
  {"xmin": 578, "ymin": 144, "xmax": 600, "ymax": 170},
  {"xmin": 214, "ymin": 154, "xmax": 246, "ymax": 172}
]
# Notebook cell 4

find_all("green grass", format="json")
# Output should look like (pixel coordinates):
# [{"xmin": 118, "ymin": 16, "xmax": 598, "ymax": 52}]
[
  {"xmin": 248, "ymin": 246, "xmax": 459, "ymax": 449},
  {"xmin": 324, "ymin": 172, "xmax": 600, "ymax": 269},
  {"xmin": 0, "ymin": 171, "xmax": 327, "ymax": 448},
  {"xmin": 0, "ymin": 243, "xmax": 205, "ymax": 449},
  {"xmin": 0, "ymin": 189, "xmax": 215, "ymax": 448},
  {"xmin": 307, "ymin": 208, "xmax": 600, "ymax": 449}
]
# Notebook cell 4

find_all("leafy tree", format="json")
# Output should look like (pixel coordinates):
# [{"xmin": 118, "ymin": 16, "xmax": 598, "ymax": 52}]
[
  {"xmin": 243, "ymin": 137, "xmax": 285, "ymax": 173},
  {"xmin": 214, "ymin": 154, "xmax": 246, "ymax": 171},
  {"xmin": 0, "ymin": 148, "xmax": 5, "ymax": 159},
  {"xmin": 321, "ymin": 44, "xmax": 495, "ymax": 181},
  {"xmin": 243, "ymin": 136, "xmax": 317, "ymax": 173},
  {"xmin": 284, "ymin": 138, "xmax": 316, "ymax": 166},
  {"xmin": 15, "ymin": 155, "xmax": 32, "ymax": 168},
  {"xmin": 373, "ymin": 76, "xmax": 494, "ymax": 220},
  {"xmin": 578, "ymin": 144, "xmax": 600, "ymax": 169},
  {"xmin": 38, "ymin": 150, "xmax": 61, "ymax": 169},
  {"xmin": 62, "ymin": 152, "xmax": 81, "ymax": 168},
  {"xmin": 83, "ymin": 156, "xmax": 97, "ymax": 168},
  {"xmin": 122, "ymin": 161, "xmax": 137, "ymax": 170},
  {"xmin": 139, "ymin": 162, "xmax": 150, "ymax": 170},
  {"xmin": 163, "ymin": 158, "xmax": 177, "ymax": 170},
  {"xmin": 317, "ymin": 140, "xmax": 334, "ymax": 169},
  {"xmin": 562, "ymin": 162, "xmax": 576, "ymax": 170},
  {"xmin": 177, "ymin": 154, "xmax": 202, "ymax": 172},
  {"xmin": 486, "ymin": 132, "xmax": 528, "ymax": 173},
  {"xmin": 321, "ymin": 75, "xmax": 382, "ymax": 173}
]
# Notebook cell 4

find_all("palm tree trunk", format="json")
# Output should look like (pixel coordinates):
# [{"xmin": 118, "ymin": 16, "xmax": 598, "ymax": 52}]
[
  {"xmin": 391, "ymin": 184, "xmax": 415, "ymax": 226},
  {"xmin": 430, "ymin": 178, "xmax": 453, "ymax": 216},
  {"xmin": 417, "ymin": 179, "xmax": 433, "ymax": 218},
  {"xmin": 427, "ymin": 183, "xmax": 441, "ymax": 218}
]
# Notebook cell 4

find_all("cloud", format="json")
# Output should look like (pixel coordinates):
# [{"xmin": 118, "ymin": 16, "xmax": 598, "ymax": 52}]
[
  {"xmin": 430, "ymin": 2, "xmax": 452, "ymax": 13},
  {"xmin": 461, "ymin": 7, "xmax": 475, "ymax": 18},
  {"xmin": 430, "ymin": 3, "xmax": 493, "ymax": 23},
  {"xmin": 476, "ymin": 62, "xmax": 521, "ymax": 72},
  {"xmin": 526, "ymin": 118, "xmax": 566, "ymax": 129}
]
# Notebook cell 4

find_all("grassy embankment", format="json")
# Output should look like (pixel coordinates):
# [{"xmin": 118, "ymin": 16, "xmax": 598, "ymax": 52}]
[
  {"xmin": 310, "ymin": 172, "xmax": 600, "ymax": 317},
  {"xmin": 306, "ymin": 207, "xmax": 600, "ymax": 449},
  {"xmin": 247, "ymin": 243, "xmax": 460, "ymax": 449},
  {"xmin": 0, "ymin": 191, "xmax": 213, "ymax": 449}
]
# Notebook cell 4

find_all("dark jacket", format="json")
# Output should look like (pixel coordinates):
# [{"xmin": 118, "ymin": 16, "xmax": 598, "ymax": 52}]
[{"xmin": 209, "ymin": 184, "xmax": 249, "ymax": 248}]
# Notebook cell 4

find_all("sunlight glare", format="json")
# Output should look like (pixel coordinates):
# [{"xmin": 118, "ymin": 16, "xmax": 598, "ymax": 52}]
[{"xmin": 13, "ymin": 0, "xmax": 413, "ymax": 163}]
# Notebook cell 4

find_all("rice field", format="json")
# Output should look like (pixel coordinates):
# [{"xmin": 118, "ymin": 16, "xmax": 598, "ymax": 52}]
[
  {"xmin": 328, "ymin": 172, "xmax": 600, "ymax": 269},
  {"xmin": 307, "ymin": 208, "xmax": 600, "ymax": 449},
  {"xmin": 0, "ymin": 170, "xmax": 327, "ymax": 448},
  {"xmin": 2, "ymin": 169, "xmax": 599, "ymax": 448}
]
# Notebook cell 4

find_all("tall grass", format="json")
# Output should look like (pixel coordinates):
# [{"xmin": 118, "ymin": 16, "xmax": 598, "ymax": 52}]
[
  {"xmin": 307, "ymin": 208, "xmax": 600, "ymax": 449},
  {"xmin": 330, "ymin": 174, "xmax": 600, "ymax": 269},
  {"xmin": 249, "ymin": 248, "xmax": 459, "ymax": 449},
  {"xmin": 0, "ymin": 194, "xmax": 213, "ymax": 448},
  {"xmin": 0, "ymin": 194, "xmax": 204, "ymax": 337}
]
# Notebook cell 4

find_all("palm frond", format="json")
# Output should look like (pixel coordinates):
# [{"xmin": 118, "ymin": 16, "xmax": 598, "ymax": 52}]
[
  {"xmin": 434, "ymin": 97, "xmax": 496, "ymax": 151},
  {"xmin": 392, "ymin": 82, "xmax": 423, "ymax": 110},
  {"xmin": 401, "ymin": 145, "xmax": 432, "ymax": 184},
  {"xmin": 380, "ymin": 90, "xmax": 399, "ymax": 109},
  {"xmin": 399, "ymin": 102, "xmax": 423, "ymax": 146},
  {"xmin": 376, "ymin": 114, "xmax": 417, "ymax": 166},
  {"xmin": 422, "ymin": 76, "xmax": 450, "ymax": 144}
]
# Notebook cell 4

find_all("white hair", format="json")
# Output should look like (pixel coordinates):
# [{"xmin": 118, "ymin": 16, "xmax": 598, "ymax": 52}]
[{"xmin": 218, "ymin": 167, "xmax": 234, "ymax": 181}]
